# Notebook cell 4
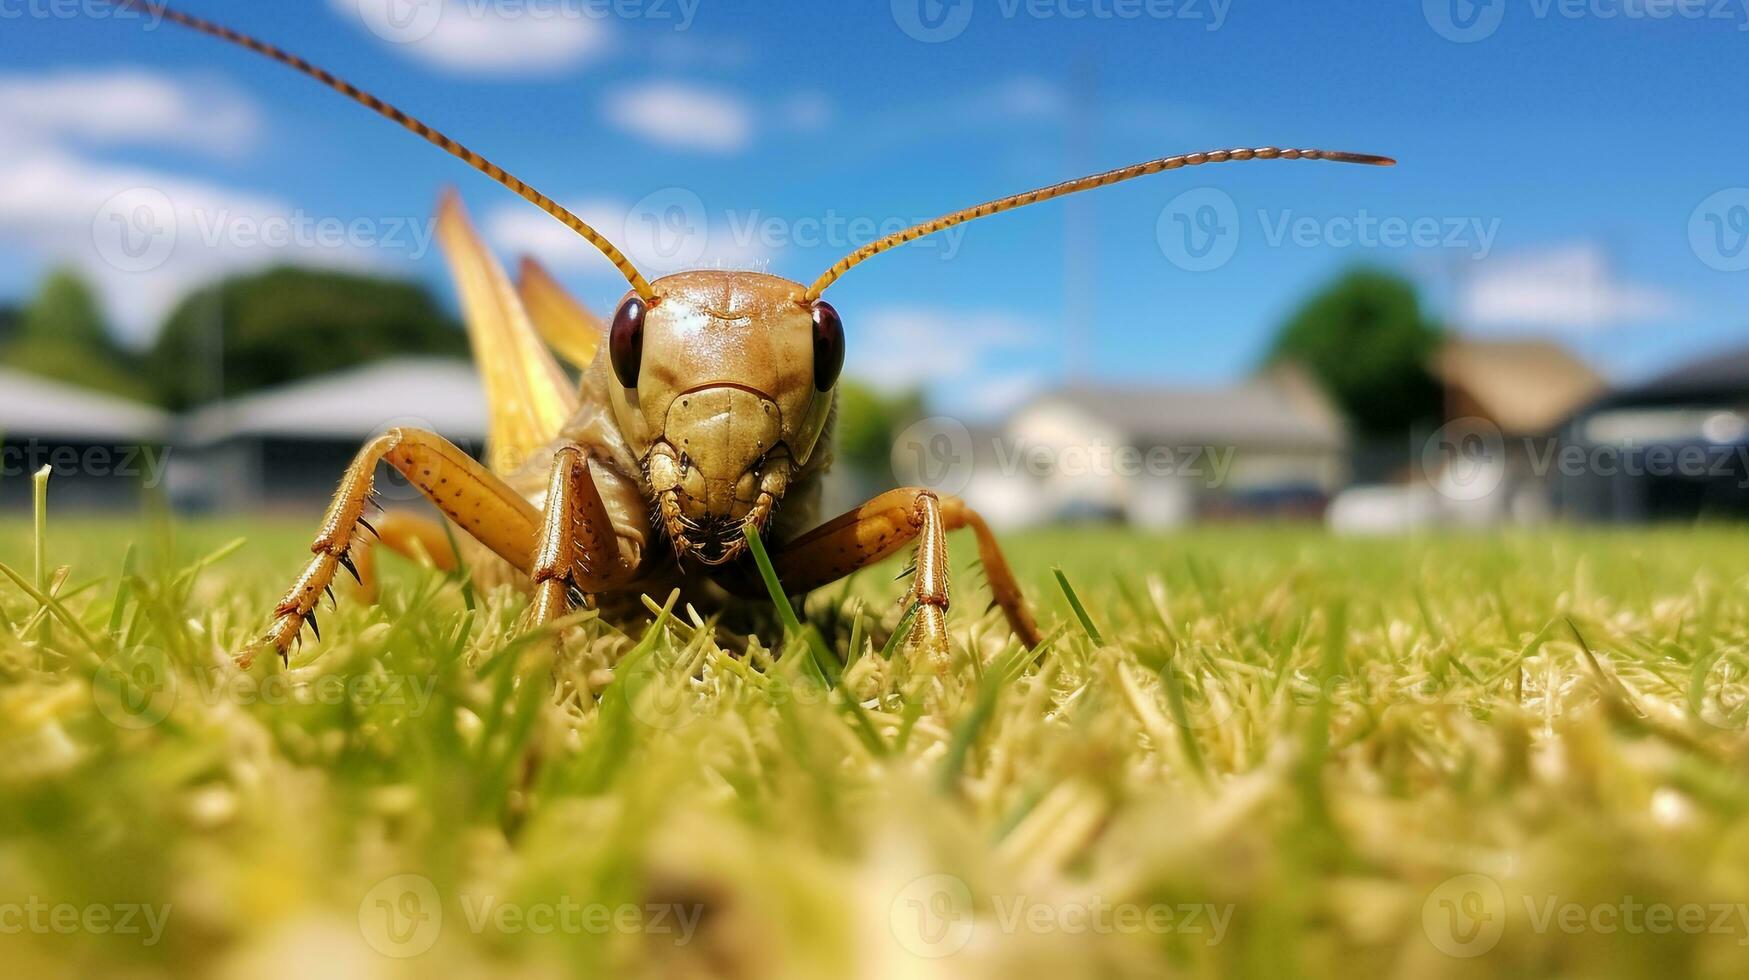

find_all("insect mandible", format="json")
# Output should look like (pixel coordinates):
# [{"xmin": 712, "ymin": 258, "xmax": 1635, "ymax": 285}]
[{"xmin": 107, "ymin": 2, "xmax": 1394, "ymax": 667}]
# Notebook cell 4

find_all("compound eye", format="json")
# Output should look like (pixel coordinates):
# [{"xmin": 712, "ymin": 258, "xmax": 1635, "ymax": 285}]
[
  {"xmin": 609, "ymin": 295, "xmax": 645, "ymax": 388},
  {"xmin": 810, "ymin": 300, "xmax": 845, "ymax": 391}
]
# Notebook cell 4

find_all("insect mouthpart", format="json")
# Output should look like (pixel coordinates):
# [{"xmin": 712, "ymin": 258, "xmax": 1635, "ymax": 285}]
[
  {"xmin": 645, "ymin": 384, "xmax": 794, "ymax": 565},
  {"xmin": 648, "ymin": 448, "xmax": 791, "ymax": 565}
]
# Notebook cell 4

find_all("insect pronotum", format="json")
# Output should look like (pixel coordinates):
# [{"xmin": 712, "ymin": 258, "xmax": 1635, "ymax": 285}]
[{"xmin": 102, "ymin": 1, "xmax": 1394, "ymax": 666}]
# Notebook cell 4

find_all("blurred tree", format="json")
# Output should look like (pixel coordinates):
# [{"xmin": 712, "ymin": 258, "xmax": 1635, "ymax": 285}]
[
  {"xmin": 833, "ymin": 380, "xmax": 923, "ymax": 477},
  {"xmin": 1268, "ymin": 268, "xmax": 1445, "ymax": 438},
  {"xmin": 148, "ymin": 267, "xmax": 468, "ymax": 409},
  {"xmin": 23, "ymin": 267, "xmax": 109, "ymax": 348},
  {"xmin": 0, "ymin": 268, "xmax": 153, "ymax": 402}
]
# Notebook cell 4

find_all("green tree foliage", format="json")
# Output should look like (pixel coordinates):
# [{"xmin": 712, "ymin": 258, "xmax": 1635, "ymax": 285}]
[
  {"xmin": 833, "ymin": 379, "xmax": 923, "ymax": 477},
  {"xmin": 1269, "ymin": 268, "xmax": 1445, "ymax": 438},
  {"xmin": 23, "ymin": 267, "xmax": 109, "ymax": 348},
  {"xmin": 148, "ymin": 266, "xmax": 468, "ymax": 409},
  {"xmin": 0, "ymin": 268, "xmax": 153, "ymax": 402}
]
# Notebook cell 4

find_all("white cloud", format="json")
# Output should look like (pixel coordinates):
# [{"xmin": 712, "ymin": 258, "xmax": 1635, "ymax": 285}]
[
  {"xmin": 333, "ymin": 0, "xmax": 609, "ymax": 76},
  {"xmin": 0, "ymin": 68, "xmax": 260, "ymax": 157},
  {"xmin": 485, "ymin": 196, "xmax": 622, "ymax": 273},
  {"xmin": 846, "ymin": 75, "xmax": 1087, "ymax": 155},
  {"xmin": 0, "ymin": 142, "xmax": 387, "ymax": 345},
  {"xmin": 776, "ymin": 91, "xmax": 833, "ymax": 132},
  {"xmin": 484, "ymin": 193, "xmax": 769, "ymax": 281},
  {"xmin": 962, "ymin": 370, "xmax": 1047, "ymax": 417},
  {"xmin": 848, "ymin": 307, "xmax": 1040, "ymax": 394},
  {"xmin": 599, "ymin": 82, "xmax": 835, "ymax": 154},
  {"xmin": 1461, "ymin": 243, "xmax": 1679, "ymax": 330},
  {"xmin": 981, "ymin": 76, "xmax": 1070, "ymax": 119},
  {"xmin": 602, "ymin": 81, "xmax": 754, "ymax": 154}
]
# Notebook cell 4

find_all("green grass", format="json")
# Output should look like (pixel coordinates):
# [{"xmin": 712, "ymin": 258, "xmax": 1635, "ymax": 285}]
[{"xmin": 4, "ymin": 512, "xmax": 1749, "ymax": 978}]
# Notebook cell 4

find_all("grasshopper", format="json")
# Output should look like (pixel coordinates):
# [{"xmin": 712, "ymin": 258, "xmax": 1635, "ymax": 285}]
[{"xmin": 112, "ymin": 3, "xmax": 1393, "ymax": 666}]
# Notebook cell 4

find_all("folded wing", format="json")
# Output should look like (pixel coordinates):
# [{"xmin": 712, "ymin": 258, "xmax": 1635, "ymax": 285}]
[
  {"xmin": 435, "ymin": 190, "xmax": 578, "ymax": 477},
  {"xmin": 517, "ymin": 255, "xmax": 603, "ymax": 372}
]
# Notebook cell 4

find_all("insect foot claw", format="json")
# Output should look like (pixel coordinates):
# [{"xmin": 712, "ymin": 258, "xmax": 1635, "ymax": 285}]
[
  {"xmin": 907, "ymin": 602, "xmax": 952, "ymax": 673},
  {"xmin": 261, "ymin": 552, "xmax": 339, "ymax": 661},
  {"xmin": 262, "ymin": 606, "xmax": 311, "ymax": 663}
]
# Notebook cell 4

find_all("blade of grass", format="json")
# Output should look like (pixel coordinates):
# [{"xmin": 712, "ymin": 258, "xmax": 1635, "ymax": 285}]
[
  {"xmin": 0, "ymin": 560, "xmax": 102, "ymax": 658},
  {"xmin": 937, "ymin": 641, "xmax": 1036, "ymax": 792},
  {"xmin": 845, "ymin": 600, "xmax": 866, "ymax": 668},
  {"xmin": 1159, "ymin": 653, "xmax": 1210, "ymax": 782},
  {"xmin": 1054, "ymin": 567, "xmax": 1103, "ymax": 645},
  {"xmin": 1568, "ymin": 617, "xmax": 1642, "ymax": 716},
  {"xmin": 441, "ymin": 519, "xmax": 477, "ymax": 612},
  {"xmin": 879, "ymin": 602, "xmax": 920, "ymax": 660},
  {"xmin": 107, "ymin": 544, "xmax": 137, "ymax": 638},
  {"xmin": 741, "ymin": 525, "xmax": 887, "ymax": 755},
  {"xmin": 742, "ymin": 524, "xmax": 837, "ymax": 686},
  {"xmin": 33, "ymin": 465, "xmax": 48, "ymax": 592},
  {"xmin": 33, "ymin": 465, "xmax": 49, "ymax": 646}
]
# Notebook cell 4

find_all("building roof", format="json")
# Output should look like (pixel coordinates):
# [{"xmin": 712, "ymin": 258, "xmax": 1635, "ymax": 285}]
[
  {"xmin": 1433, "ymin": 338, "xmax": 1605, "ymax": 436},
  {"xmin": 1580, "ymin": 345, "xmax": 1749, "ymax": 413},
  {"xmin": 0, "ymin": 366, "xmax": 171, "ymax": 442},
  {"xmin": 1023, "ymin": 366, "xmax": 1347, "ymax": 450},
  {"xmin": 182, "ymin": 357, "xmax": 488, "ymax": 445}
]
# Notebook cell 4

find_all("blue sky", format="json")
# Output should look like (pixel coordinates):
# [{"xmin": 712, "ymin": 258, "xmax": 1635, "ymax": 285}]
[{"xmin": 2, "ymin": 0, "xmax": 1747, "ymax": 416}]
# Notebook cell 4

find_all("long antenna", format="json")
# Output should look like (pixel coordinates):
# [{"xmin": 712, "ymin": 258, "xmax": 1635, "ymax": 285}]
[
  {"xmin": 805, "ymin": 146, "xmax": 1394, "ymax": 301},
  {"xmin": 106, "ymin": 0, "xmax": 654, "ymax": 301}
]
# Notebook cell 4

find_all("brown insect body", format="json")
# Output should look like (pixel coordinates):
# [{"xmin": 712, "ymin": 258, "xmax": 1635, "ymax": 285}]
[
  {"xmin": 106, "ymin": 1, "xmax": 1393, "ymax": 664},
  {"xmin": 423, "ymin": 200, "xmax": 844, "ymax": 641},
  {"xmin": 501, "ymin": 269, "xmax": 838, "ymax": 602}
]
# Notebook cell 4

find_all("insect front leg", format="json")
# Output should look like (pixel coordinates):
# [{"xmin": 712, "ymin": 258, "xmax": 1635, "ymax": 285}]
[
  {"xmin": 251, "ymin": 427, "xmax": 544, "ymax": 665},
  {"xmin": 770, "ymin": 488, "xmax": 1042, "ymax": 668},
  {"xmin": 528, "ymin": 445, "xmax": 640, "ymax": 631}
]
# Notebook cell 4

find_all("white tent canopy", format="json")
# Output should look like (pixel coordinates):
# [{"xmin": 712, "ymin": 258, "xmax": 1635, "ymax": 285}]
[
  {"xmin": 0, "ymin": 367, "xmax": 171, "ymax": 443},
  {"xmin": 180, "ymin": 357, "xmax": 488, "ymax": 446}
]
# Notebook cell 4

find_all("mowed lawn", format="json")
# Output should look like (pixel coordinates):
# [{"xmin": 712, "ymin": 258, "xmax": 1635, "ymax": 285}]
[{"xmin": 3, "ymin": 515, "xmax": 1749, "ymax": 979}]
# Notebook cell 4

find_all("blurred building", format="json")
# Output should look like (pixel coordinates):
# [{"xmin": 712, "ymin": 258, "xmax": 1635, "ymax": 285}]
[
  {"xmin": 1434, "ymin": 338, "xmax": 1607, "ymax": 440},
  {"xmin": 1555, "ymin": 347, "xmax": 1749, "ymax": 522},
  {"xmin": 0, "ymin": 366, "xmax": 171, "ymax": 509},
  {"xmin": 168, "ymin": 357, "xmax": 485, "ymax": 512},
  {"xmin": 1330, "ymin": 338, "xmax": 1605, "ymax": 533},
  {"xmin": 1428, "ymin": 337, "xmax": 1606, "ymax": 524},
  {"xmin": 962, "ymin": 365, "xmax": 1348, "ymax": 528}
]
